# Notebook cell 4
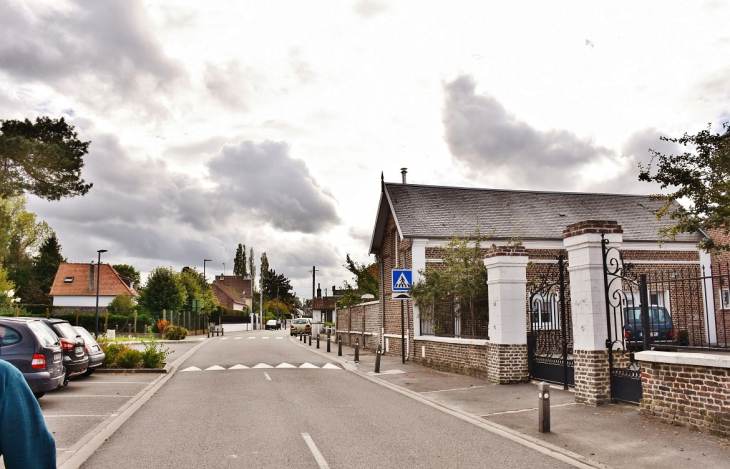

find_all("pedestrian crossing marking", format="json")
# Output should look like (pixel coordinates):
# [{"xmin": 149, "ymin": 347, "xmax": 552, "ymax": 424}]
[
  {"xmin": 262, "ymin": 337, "xmax": 270, "ymax": 340},
  {"xmin": 178, "ymin": 363, "xmax": 342, "ymax": 371},
  {"xmin": 181, "ymin": 366, "xmax": 201, "ymax": 372},
  {"xmin": 276, "ymin": 363, "xmax": 296, "ymax": 368},
  {"xmin": 299, "ymin": 363, "xmax": 318, "ymax": 369},
  {"xmin": 206, "ymin": 365, "xmax": 226, "ymax": 371},
  {"xmin": 234, "ymin": 337, "xmax": 243, "ymax": 340},
  {"xmin": 253, "ymin": 363, "xmax": 273, "ymax": 369},
  {"xmin": 247, "ymin": 337, "xmax": 256, "ymax": 340},
  {"xmin": 322, "ymin": 364, "xmax": 341, "ymax": 369},
  {"xmin": 220, "ymin": 337, "xmax": 229, "ymax": 340},
  {"xmin": 229, "ymin": 364, "xmax": 249, "ymax": 369},
  {"xmin": 275, "ymin": 337, "xmax": 283, "ymax": 339}
]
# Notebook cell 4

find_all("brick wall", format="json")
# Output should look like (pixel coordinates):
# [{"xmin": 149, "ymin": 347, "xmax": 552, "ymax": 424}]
[
  {"xmin": 573, "ymin": 350, "xmax": 611, "ymax": 405},
  {"xmin": 334, "ymin": 301, "xmax": 380, "ymax": 350},
  {"xmin": 413, "ymin": 340, "xmax": 489, "ymax": 379},
  {"xmin": 640, "ymin": 361, "xmax": 730, "ymax": 437}
]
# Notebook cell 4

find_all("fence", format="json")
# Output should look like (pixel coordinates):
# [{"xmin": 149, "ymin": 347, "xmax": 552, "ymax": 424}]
[{"xmin": 419, "ymin": 297, "xmax": 489, "ymax": 339}]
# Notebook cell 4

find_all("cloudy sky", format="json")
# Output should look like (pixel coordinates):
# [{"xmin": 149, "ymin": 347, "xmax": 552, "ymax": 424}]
[{"xmin": 2, "ymin": 1, "xmax": 729, "ymax": 299}]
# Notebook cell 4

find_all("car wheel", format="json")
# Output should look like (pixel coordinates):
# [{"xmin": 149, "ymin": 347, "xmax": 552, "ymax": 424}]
[
  {"xmin": 33, "ymin": 392, "xmax": 45, "ymax": 399},
  {"xmin": 84, "ymin": 368, "xmax": 95, "ymax": 376}
]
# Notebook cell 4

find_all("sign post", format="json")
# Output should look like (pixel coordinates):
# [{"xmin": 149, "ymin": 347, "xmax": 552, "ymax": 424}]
[{"xmin": 392, "ymin": 270, "xmax": 412, "ymax": 364}]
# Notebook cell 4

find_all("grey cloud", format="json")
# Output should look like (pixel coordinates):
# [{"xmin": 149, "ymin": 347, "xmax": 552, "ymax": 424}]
[
  {"xmin": 207, "ymin": 140, "xmax": 341, "ymax": 233},
  {"xmin": 354, "ymin": 0, "xmax": 388, "ymax": 18},
  {"xmin": 0, "ymin": 1, "xmax": 183, "ymax": 113},
  {"xmin": 443, "ymin": 75, "xmax": 616, "ymax": 191}
]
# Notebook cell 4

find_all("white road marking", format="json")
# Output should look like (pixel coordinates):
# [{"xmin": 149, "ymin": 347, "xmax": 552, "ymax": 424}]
[
  {"xmin": 205, "ymin": 365, "xmax": 226, "ymax": 371},
  {"xmin": 228, "ymin": 364, "xmax": 249, "ymax": 369},
  {"xmin": 234, "ymin": 337, "xmax": 243, "ymax": 340},
  {"xmin": 322, "ymin": 364, "xmax": 341, "ymax": 370},
  {"xmin": 275, "ymin": 337, "xmax": 283, "ymax": 339},
  {"xmin": 264, "ymin": 372, "xmax": 271, "ymax": 381},
  {"xmin": 45, "ymin": 415, "xmax": 109, "ymax": 418},
  {"xmin": 253, "ymin": 363, "xmax": 273, "ymax": 368},
  {"xmin": 299, "ymin": 363, "xmax": 318, "ymax": 368},
  {"xmin": 262, "ymin": 337, "xmax": 270, "ymax": 340},
  {"xmin": 480, "ymin": 402, "xmax": 578, "ymax": 417},
  {"xmin": 220, "ymin": 337, "xmax": 229, "ymax": 340},
  {"xmin": 181, "ymin": 366, "xmax": 201, "ymax": 372},
  {"xmin": 302, "ymin": 433, "xmax": 330, "ymax": 469},
  {"xmin": 247, "ymin": 337, "xmax": 256, "ymax": 340},
  {"xmin": 276, "ymin": 363, "xmax": 296, "ymax": 368}
]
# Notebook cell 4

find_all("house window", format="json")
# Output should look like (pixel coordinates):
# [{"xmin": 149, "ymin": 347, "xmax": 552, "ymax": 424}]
[
  {"xmin": 64, "ymin": 277, "xmax": 74, "ymax": 284},
  {"xmin": 720, "ymin": 289, "xmax": 730, "ymax": 309}
]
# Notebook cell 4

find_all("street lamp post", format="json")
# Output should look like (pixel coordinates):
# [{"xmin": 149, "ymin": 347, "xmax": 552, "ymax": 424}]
[
  {"xmin": 94, "ymin": 249, "xmax": 108, "ymax": 338},
  {"xmin": 203, "ymin": 259, "xmax": 211, "ymax": 283},
  {"xmin": 223, "ymin": 263, "xmax": 226, "ymax": 276}
]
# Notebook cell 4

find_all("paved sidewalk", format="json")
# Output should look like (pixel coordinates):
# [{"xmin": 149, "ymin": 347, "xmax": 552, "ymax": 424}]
[{"xmin": 296, "ymin": 336, "xmax": 730, "ymax": 469}]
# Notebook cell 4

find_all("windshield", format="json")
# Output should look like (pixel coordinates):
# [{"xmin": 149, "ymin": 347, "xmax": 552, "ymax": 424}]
[
  {"xmin": 74, "ymin": 327, "xmax": 96, "ymax": 345},
  {"xmin": 54, "ymin": 321, "xmax": 79, "ymax": 339},
  {"xmin": 293, "ymin": 319, "xmax": 308, "ymax": 324},
  {"xmin": 28, "ymin": 321, "xmax": 59, "ymax": 347}
]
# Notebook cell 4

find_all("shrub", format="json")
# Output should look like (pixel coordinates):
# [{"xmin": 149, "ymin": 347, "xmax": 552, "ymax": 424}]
[
  {"xmin": 142, "ymin": 340, "xmax": 169, "ymax": 368},
  {"xmin": 101, "ymin": 342, "xmax": 128, "ymax": 367},
  {"xmin": 164, "ymin": 325, "xmax": 188, "ymax": 340},
  {"xmin": 154, "ymin": 319, "xmax": 169, "ymax": 334},
  {"xmin": 115, "ymin": 348, "xmax": 143, "ymax": 368}
]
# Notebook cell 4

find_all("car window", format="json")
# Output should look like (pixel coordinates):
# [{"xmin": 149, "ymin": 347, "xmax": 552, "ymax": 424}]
[
  {"xmin": 0, "ymin": 325, "xmax": 22, "ymax": 346},
  {"xmin": 74, "ymin": 327, "xmax": 95, "ymax": 344},
  {"xmin": 28, "ymin": 321, "xmax": 59, "ymax": 347},
  {"xmin": 54, "ymin": 322, "xmax": 79, "ymax": 339},
  {"xmin": 293, "ymin": 319, "xmax": 307, "ymax": 324}
]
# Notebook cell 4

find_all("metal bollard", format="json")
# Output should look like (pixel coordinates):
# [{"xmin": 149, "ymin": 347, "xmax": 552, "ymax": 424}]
[
  {"xmin": 374, "ymin": 344, "xmax": 382, "ymax": 373},
  {"xmin": 538, "ymin": 382, "xmax": 550, "ymax": 433},
  {"xmin": 309, "ymin": 334, "xmax": 312, "ymax": 346},
  {"xmin": 317, "ymin": 334, "xmax": 320, "ymax": 349},
  {"xmin": 327, "ymin": 333, "xmax": 331, "ymax": 353},
  {"xmin": 338, "ymin": 335, "xmax": 342, "ymax": 357},
  {"xmin": 355, "ymin": 339, "xmax": 359, "ymax": 363}
]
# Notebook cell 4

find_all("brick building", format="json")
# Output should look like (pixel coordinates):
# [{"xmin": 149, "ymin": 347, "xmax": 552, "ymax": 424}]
[
  {"xmin": 368, "ymin": 171, "xmax": 708, "ymax": 389},
  {"xmin": 211, "ymin": 275, "xmax": 252, "ymax": 311}
]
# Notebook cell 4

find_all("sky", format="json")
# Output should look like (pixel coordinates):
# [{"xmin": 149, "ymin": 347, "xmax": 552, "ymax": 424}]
[{"xmin": 2, "ymin": 1, "xmax": 729, "ymax": 300}]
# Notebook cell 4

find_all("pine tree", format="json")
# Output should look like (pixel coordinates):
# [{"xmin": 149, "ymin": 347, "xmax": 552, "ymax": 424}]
[
  {"xmin": 34, "ymin": 233, "xmax": 65, "ymax": 294},
  {"xmin": 234, "ymin": 244, "xmax": 243, "ymax": 276},
  {"xmin": 260, "ymin": 252, "xmax": 269, "ymax": 296}
]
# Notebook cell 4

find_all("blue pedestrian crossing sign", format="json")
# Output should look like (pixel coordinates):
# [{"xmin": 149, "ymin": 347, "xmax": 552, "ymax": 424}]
[{"xmin": 392, "ymin": 269, "xmax": 413, "ymax": 300}]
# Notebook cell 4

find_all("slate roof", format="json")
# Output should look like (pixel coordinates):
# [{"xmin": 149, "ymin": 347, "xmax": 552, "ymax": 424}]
[
  {"xmin": 49, "ymin": 263, "xmax": 139, "ymax": 297},
  {"xmin": 211, "ymin": 283, "xmax": 244, "ymax": 305},
  {"xmin": 370, "ymin": 183, "xmax": 703, "ymax": 253}
]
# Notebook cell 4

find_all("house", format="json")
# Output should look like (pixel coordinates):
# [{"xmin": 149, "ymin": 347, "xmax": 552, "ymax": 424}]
[
  {"xmin": 368, "ymin": 170, "xmax": 720, "ymax": 414},
  {"xmin": 211, "ymin": 275, "xmax": 252, "ymax": 311},
  {"xmin": 49, "ymin": 263, "xmax": 139, "ymax": 313}
]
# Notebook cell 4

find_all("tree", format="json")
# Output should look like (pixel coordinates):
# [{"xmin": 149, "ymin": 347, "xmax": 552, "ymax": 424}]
[
  {"xmin": 33, "ymin": 233, "xmax": 65, "ymax": 298},
  {"xmin": 233, "ymin": 243, "xmax": 247, "ymax": 276},
  {"xmin": 639, "ymin": 122, "xmax": 730, "ymax": 251},
  {"xmin": 260, "ymin": 252, "xmax": 269, "ymax": 294},
  {"xmin": 108, "ymin": 294, "xmax": 136, "ymax": 315},
  {"xmin": 138, "ymin": 267, "xmax": 187, "ymax": 318},
  {"xmin": 338, "ymin": 254, "xmax": 380, "ymax": 307},
  {"xmin": 248, "ymin": 247, "xmax": 255, "ymax": 291},
  {"xmin": 0, "ymin": 116, "xmax": 92, "ymax": 200},
  {"xmin": 410, "ymin": 229, "xmax": 490, "ymax": 306},
  {"xmin": 113, "ymin": 264, "xmax": 141, "ymax": 287},
  {"xmin": 179, "ymin": 267, "xmax": 218, "ymax": 315}
]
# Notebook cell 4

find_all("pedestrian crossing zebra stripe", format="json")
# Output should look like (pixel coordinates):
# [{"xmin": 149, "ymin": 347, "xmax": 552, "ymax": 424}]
[{"xmin": 179, "ymin": 363, "xmax": 342, "ymax": 372}]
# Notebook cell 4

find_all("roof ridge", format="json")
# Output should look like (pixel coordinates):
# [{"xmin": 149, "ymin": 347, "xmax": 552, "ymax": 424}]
[{"xmin": 384, "ymin": 181, "xmax": 656, "ymax": 199}]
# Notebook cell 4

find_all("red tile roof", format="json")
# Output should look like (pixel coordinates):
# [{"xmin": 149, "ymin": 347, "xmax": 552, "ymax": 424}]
[{"xmin": 49, "ymin": 263, "xmax": 139, "ymax": 298}]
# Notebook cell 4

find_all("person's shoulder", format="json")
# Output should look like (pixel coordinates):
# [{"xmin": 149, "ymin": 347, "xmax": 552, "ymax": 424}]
[{"xmin": 0, "ymin": 358, "xmax": 21, "ymax": 379}]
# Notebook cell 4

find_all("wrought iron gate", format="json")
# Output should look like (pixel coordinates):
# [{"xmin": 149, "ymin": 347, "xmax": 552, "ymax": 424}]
[
  {"xmin": 602, "ymin": 234, "xmax": 645, "ymax": 404},
  {"xmin": 528, "ymin": 254, "xmax": 574, "ymax": 389}
]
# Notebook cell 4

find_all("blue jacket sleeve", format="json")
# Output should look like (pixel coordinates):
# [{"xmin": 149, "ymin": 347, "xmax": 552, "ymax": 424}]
[{"xmin": 0, "ymin": 360, "xmax": 57, "ymax": 469}]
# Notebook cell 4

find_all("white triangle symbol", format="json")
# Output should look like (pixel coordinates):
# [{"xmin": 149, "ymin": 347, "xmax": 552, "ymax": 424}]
[
  {"xmin": 181, "ymin": 366, "xmax": 201, "ymax": 372},
  {"xmin": 229, "ymin": 364, "xmax": 249, "ymax": 369},
  {"xmin": 206, "ymin": 365, "xmax": 226, "ymax": 371},
  {"xmin": 394, "ymin": 273, "xmax": 410, "ymax": 289}
]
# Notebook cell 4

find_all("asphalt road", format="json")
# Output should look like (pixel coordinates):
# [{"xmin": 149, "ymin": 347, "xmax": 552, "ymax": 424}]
[{"xmin": 78, "ymin": 329, "xmax": 574, "ymax": 468}]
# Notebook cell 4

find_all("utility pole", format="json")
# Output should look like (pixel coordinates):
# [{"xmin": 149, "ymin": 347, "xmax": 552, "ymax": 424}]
[{"xmin": 309, "ymin": 266, "xmax": 319, "ymax": 304}]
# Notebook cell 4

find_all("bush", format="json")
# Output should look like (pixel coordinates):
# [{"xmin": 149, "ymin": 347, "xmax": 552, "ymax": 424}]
[
  {"xmin": 115, "ymin": 348, "xmax": 143, "ymax": 368},
  {"xmin": 142, "ymin": 340, "xmax": 169, "ymax": 368},
  {"xmin": 164, "ymin": 325, "xmax": 188, "ymax": 340},
  {"xmin": 154, "ymin": 319, "xmax": 169, "ymax": 334},
  {"xmin": 101, "ymin": 342, "xmax": 128, "ymax": 367}
]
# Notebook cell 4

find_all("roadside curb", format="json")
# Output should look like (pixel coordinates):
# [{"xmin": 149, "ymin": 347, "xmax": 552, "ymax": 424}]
[
  {"xmin": 289, "ymin": 336, "xmax": 610, "ymax": 469},
  {"xmin": 57, "ymin": 338, "xmax": 209, "ymax": 469}
]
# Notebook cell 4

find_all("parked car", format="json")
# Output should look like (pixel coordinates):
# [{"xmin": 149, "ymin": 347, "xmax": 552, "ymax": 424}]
[
  {"xmin": 39, "ymin": 318, "xmax": 89, "ymax": 384},
  {"xmin": 290, "ymin": 318, "xmax": 312, "ymax": 336},
  {"xmin": 74, "ymin": 326, "xmax": 105, "ymax": 375},
  {"xmin": 265, "ymin": 319, "xmax": 280, "ymax": 330},
  {"xmin": 0, "ymin": 317, "xmax": 65, "ymax": 398},
  {"xmin": 623, "ymin": 306, "xmax": 676, "ymax": 346}
]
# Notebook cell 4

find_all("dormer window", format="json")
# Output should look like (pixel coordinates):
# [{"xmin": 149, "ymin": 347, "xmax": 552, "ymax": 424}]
[{"xmin": 64, "ymin": 277, "xmax": 74, "ymax": 284}]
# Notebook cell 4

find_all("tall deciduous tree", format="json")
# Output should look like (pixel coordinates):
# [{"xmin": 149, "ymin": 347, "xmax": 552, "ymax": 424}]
[
  {"xmin": 233, "ymin": 243, "xmax": 247, "ymax": 276},
  {"xmin": 639, "ymin": 122, "xmax": 730, "ymax": 251},
  {"xmin": 139, "ymin": 267, "xmax": 187, "ymax": 318},
  {"xmin": 248, "ymin": 247, "xmax": 255, "ymax": 289},
  {"xmin": 0, "ymin": 117, "xmax": 92, "ymax": 200},
  {"xmin": 179, "ymin": 267, "xmax": 218, "ymax": 315},
  {"xmin": 260, "ymin": 252, "xmax": 269, "ymax": 293}
]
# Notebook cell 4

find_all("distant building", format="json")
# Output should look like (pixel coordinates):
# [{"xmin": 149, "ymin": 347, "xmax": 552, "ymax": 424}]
[
  {"xmin": 49, "ymin": 263, "xmax": 139, "ymax": 312},
  {"xmin": 211, "ymin": 275, "xmax": 252, "ymax": 311}
]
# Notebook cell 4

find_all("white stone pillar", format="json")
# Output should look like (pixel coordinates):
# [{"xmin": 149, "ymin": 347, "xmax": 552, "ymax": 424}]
[
  {"xmin": 484, "ymin": 247, "xmax": 529, "ymax": 345},
  {"xmin": 563, "ymin": 220, "xmax": 623, "ymax": 405}
]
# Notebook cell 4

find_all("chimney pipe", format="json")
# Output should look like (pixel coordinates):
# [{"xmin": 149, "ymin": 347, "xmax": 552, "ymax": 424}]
[
  {"xmin": 89, "ymin": 263, "xmax": 95, "ymax": 292},
  {"xmin": 317, "ymin": 283, "xmax": 321, "ymax": 298},
  {"xmin": 401, "ymin": 167, "xmax": 407, "ymax": 184}
]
